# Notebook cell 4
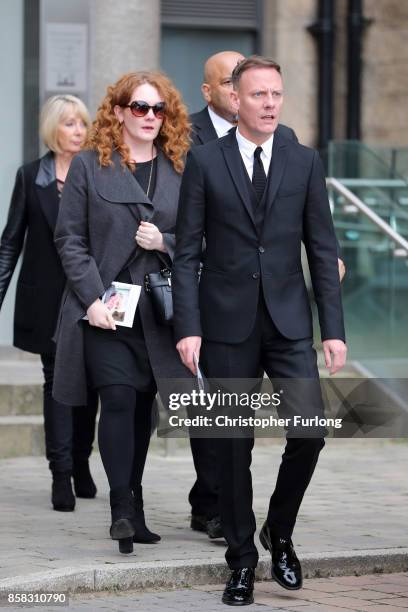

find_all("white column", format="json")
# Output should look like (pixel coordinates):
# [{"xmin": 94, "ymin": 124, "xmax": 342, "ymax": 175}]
[{"xmin": 89, "ymin": 0, "xmax": 161, "ymax": 113}]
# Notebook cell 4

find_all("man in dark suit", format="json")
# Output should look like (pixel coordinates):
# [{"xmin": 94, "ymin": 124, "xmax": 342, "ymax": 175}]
[
  {"xmin": 188, "ymin": 51, "xmax": 303, "ymax": 542},
  {"xmin": 173, "ymin": 56, "xmax": 347, "ymax": 605},
  {"xmin": 187, "ymin": 51, "xmax": 345, "ymax": 544}
]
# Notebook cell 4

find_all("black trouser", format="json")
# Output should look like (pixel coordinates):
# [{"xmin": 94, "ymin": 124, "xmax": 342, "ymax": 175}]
[
  {"xmin": 188, "ymin": 437, "xmax": 219, "ymax": 519},
  {"xmin": 97, "ymin": 385, "xmax": 156, "ymax": 491},
  {"xmin": 200, "ymin": 297, "xmax": 325, "ymax": 570},
  {"xmin": 41, "ymin": 352, "xmax": 98, "ymax": 473}
]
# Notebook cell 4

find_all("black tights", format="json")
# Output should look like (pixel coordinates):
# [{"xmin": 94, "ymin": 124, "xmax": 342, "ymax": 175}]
[{"xmin": 98, "ymin": 385, "xmax": 155, "ymax": 491}]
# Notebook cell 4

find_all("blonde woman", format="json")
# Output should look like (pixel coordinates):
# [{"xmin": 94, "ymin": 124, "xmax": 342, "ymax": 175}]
[
  {"xmin": 0, "ymin": 95, "xmax": 98, "ymax": 511},
  {"xmin": 53, "ymin": 72, "xmax": 191, "ymax": 553}
]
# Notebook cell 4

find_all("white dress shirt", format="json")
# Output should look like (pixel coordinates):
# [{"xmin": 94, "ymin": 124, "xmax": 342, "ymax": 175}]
[
  {"xmin": 208, "ymin": 106, "xmax": 235, "ymax": 138},
  {"xmin": 235, "ymin": 128, "xmax": 274, "ymax": 180}
]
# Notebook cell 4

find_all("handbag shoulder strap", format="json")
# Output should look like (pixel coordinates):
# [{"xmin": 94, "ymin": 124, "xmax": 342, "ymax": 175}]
[{"xmin": 155, "ymin": 250, "xmax": 172, "ymax": 270}]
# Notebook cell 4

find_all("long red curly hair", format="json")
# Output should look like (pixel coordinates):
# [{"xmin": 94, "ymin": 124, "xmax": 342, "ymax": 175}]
[{"xmin": 86, "ymin": 71, "xmax": 191, "ymax": 173}]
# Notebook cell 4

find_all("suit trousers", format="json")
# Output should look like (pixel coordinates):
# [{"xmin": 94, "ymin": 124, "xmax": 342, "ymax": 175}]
[
  {"xmin": 188, "ymin": 437, "xmax": 219, "ymax": 519},
  {"xmin": 41, "ymin": 352, "xmax": 98, "ymax": 473},
  {"xmin": 200, "ymin": 294, "xmax": 325, "ymax": 569}
]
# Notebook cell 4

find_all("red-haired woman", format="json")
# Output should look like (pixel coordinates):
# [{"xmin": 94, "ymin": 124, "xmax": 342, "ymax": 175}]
[{"xmin": 52, "ymin": 72, "xmax": 191, "ymax": 553}]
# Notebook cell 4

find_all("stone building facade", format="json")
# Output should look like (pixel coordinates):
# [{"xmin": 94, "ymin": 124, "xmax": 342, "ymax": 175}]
[{"xmin": 0, "ymin": 0, "xmax": 407, "ymax": 344}]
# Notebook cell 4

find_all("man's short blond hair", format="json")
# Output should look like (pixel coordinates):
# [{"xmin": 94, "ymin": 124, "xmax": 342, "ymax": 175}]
[
  {"xmin": 40, "ymin": 95, "xmax": 90, "ymax": 153},
  {"xmin": 231, "ymin": 55, "xmax": 282, "ymax": 89}
]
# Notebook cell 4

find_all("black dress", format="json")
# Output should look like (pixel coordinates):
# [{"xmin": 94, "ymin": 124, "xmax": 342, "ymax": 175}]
[{"xmin": 83, "ymin": 158, "xmax": 158, "ymax": 393}]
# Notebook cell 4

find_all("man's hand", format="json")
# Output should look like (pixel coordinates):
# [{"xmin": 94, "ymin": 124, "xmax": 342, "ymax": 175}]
[
  {"xmin": 338, "ymin": 258, "xmax": 346, "ymax": 282},
  {"xmin": 86, "ymin": 299, "xmax": 116, "ymax": 330},
  {"xmin": 323, "ymin": 339, "xmax": 347, "ymax": 375},
  {"xmin": 135, "ymin": 221, "xmax": 165, "ymax": 252},
  {"xmin": 176, "ymin": 336, "xmax": 202, "ymax": 374}
]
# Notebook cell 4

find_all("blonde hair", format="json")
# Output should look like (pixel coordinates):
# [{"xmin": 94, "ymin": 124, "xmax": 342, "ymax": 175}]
[
  {"xmin": 40, "ymin": 95, "xmax": 91, "ymax": 153},
  {"xmin": 86, "ymin": 71, "xmax": 191, "ymax": 174}
]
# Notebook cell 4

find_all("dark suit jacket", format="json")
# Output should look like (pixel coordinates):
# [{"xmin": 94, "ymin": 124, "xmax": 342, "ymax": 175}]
[
  {"xmin": 172, "ymin": 129, "xmax": 345, "ymax": 345},
  {"xmin": 190, "ymin": 106, "xmax": 298, "ymax": 146},
  {"xmin": 0, "ymin": 152, "xmax": 66, "ymax": 354},
  {"xmin": 53, "ymin": 149, "xmax": 188, "ymax": 406},
  {"xmin": 190, "ymin": 107, "xmax": 343, "ymax": 262}
]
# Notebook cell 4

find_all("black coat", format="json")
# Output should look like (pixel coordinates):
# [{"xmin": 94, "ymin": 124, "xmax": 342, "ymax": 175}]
[
  {"xmin": 190, "ymin": 106, "xmax": 298, "ymax": 146},
  {"xmin": 53, "ymin": 149, "xmax": 189, "ymax": 406},
  {"xmin": 0, "ymin": 152, "xmax": 66, "ymax": 354},
  {"xmin": 172, "ymin": 129, "xmax": 345, "ymax": 344}
]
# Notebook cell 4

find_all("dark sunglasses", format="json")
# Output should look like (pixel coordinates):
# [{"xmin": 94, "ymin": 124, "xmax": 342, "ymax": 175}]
[{"xmin": 124, "ymin": 100, "xmax": 166, "ymax": 118}]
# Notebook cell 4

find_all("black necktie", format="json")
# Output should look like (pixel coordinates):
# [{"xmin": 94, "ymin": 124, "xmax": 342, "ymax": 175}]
[{"xmin": 252, "ymin": 146, "xmax": 267, "ymax": 202}]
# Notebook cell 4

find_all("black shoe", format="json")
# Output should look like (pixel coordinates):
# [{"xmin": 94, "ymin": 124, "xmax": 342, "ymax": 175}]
[
  {"xmin": 259, "ymin": 522, "xmax": 302, "ymax": 590},
  {"xmin": 222, "ymin": 568, "xmax": 255, "ymax": 606},
  {"xmin": 207, "ymin": 515, "xmax": 224, "ymax": 539},
  {"xmin": 132, "ymin": 485, "xmax": 161, "ymax": 543},
  {"xmin": 191, "ymin": 514, "xmax": 208, "ymax": 533},
  {"xmin": 51, "ymin": 471, "xmax": 75, "ymax": 512},
  {"xmin": 72, "ymin": 461, "xmax": 97, "ymax": 499},
  {"xmin": 109, "ymin": 487, "xmax": 135, "ymax": 554}
]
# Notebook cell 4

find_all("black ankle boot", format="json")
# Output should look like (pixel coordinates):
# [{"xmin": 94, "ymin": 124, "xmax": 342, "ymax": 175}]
[
  {"xmin": 132, "ymin": 485, "xmax": 161, "ymax": 543},
  {"xmin": 72, "ymin": 460, "xmax": 97, "ymax": 499},
  {"xmin": 52, "ymin": 471, "xmax": 75, "ymax": 512},
  {"xmin": 109, "ymin": 487, "xmax": 135, "ymax": 554}
]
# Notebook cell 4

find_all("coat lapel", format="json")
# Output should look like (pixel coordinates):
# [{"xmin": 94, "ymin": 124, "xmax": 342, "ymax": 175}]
[
  {"xmin": 35, "ymin": 152, "xmax": 60, "ymax": 232},
  {"xmin": 220, "ymin": 131, "xmax": 256, "ymax": 228},
  {"xmin": 150, "ymin": 152, "xmax": 179, "ymax": 220},
  {"xmin": 263, "ymin": 129, "xmax": 289, "ymax": 218},
  {"xmin": 93, "ymin": 150, "xmax": 154, "ymax": 223},
  {"xmin": 192, "ymin": 107, "xmax": 218, "ymax": 144}
]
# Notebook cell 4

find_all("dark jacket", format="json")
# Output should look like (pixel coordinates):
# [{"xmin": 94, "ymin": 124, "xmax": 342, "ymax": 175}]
[
  {"xmin": 173, "ymin": 129, "xmax": 345, "ymax": 345},
  {"xmin": 190, "ymin": 108, "xmax": 343, "ymax": 263},
  {"xmin": 190, "ymin": 106, "xmax": 298, "ymax": 146},
  {"xmin": 53, "ymin": 149, "xmax": 189, "ymax": 406},
  {"xmin": 0, "ymin": 152, "xmax": 66, "ymax": 354}
]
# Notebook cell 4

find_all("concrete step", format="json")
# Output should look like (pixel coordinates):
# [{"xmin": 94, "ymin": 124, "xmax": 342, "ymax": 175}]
[
  {"xmin": 0, "ymin": 414, "xmax": 191, "ymax": 459},
  {"xmin": 0, "ymin": 415, "xmax": 45, "ymax": 458},
  {"xmin": 0, "ymin": 350, "xmax": 43, "ymax": 416},
  {"xmin": 0, "ymin": 385, "xmax": 42, "ymax": 416}
]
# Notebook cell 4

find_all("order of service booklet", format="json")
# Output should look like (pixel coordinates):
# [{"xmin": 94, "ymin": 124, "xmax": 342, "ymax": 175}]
[{"xmin": 83, "ymin": 282, "xmax": 142, "ymax": 328}]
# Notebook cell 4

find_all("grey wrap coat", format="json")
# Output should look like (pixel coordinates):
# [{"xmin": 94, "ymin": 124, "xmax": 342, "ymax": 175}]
[{"xmin": 53, "ymin": 149, "xmax": 189, "ymax": 406}]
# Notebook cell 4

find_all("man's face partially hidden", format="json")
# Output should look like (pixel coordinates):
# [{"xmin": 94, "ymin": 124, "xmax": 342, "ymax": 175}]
[
  {"xmin": 201, "ymin": 53, "xmax": 244, "ymax": 122},
  {"xmin": 232, "ymin": 67, "xmax": 284, "ymax": 144}
]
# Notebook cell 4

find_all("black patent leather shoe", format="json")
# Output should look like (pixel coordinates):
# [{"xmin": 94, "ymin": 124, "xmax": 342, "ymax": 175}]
[
  {"xmin": 207, "ymin": 515, "xmax": 224, "ymax": 539},
  {"xmin": 222, "ymin": 568, "xmax": 255, "ymax": 606},
  {"xmin": 259, "ymin": 522, "xmax": 302, "ymax": 590}
]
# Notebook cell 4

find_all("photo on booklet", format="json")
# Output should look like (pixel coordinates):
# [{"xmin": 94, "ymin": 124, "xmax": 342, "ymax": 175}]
[
  {"xmin": 102, "ymin": 282, "xmax": 141, "ymax": 327},
  {"xmin": 83, "ymin": 282, "xmax": 141, "ymax": 328}
]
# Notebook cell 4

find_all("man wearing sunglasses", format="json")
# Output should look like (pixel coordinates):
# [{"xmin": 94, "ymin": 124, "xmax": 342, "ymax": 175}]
[{"xmin": 187, "ymin": 51, "xmax": 345, "ymax": 545}]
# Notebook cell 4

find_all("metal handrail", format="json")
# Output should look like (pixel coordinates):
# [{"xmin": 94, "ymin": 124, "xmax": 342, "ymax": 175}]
[
  {"xmin": 326, "ymin": 177, "xmax": 408, "ymax": 255},
  {"xmin": 335, "ymin": 178, "xmax": 408, "ymax": 188}
]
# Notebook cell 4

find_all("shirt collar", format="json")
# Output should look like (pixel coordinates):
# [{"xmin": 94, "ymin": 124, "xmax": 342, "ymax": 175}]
[
  {"xmin": 235, "ymin": 128, "xmax": 274, "ymax": 160},
  {"xmin": 207, "ymin": 106, "xmax": 235, "ymax": 138}
]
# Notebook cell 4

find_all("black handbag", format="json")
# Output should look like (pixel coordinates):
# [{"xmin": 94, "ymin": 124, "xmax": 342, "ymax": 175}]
[{"xmin": 144, "ymin": 253, "xmax": 173, "ymax": 326}]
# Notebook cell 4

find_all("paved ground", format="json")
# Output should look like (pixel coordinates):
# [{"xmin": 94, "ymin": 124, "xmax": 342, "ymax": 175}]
[
  {"xmin": 0, "ymin": 439, "xmax": 407, "ymax": 584},
  {"xmin": 2, "ymin": 572, "xmax": 405, "ymax": 611}
]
